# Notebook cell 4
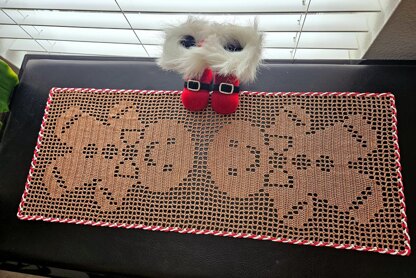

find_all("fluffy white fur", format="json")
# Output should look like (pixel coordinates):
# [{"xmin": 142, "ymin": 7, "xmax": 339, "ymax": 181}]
[
  {"xmin": 158, "ymin": 17, "xmax": 263, "ymax": 83},
  {"xmin": 204, "ymin": 22, "xmax": 263, "ymax": 83},
  {"xmin": 157, "ymin": 17, "xmax": 211, "ymax": 79}
]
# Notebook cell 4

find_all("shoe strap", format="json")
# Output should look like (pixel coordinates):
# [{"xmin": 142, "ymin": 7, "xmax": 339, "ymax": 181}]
[
  {"xmin": 212, "ymin": 82, "xmax": 240, "ymax": 94},
  {"xmin": 184, "ymin": 80, "xmax": 212, "ymax": 91}
]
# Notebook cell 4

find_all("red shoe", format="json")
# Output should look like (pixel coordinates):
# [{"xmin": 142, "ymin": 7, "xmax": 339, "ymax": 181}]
[
  {"xmin": 181, "ymin": 68, "xmax": 213, "ymax": 112},
  {"xmin": 211, "ymin": 74, "xmax": 240, "ymax": 114}
]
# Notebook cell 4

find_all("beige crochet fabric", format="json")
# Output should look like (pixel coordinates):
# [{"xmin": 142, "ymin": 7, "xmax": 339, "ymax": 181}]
[{"xmin": 19, "ymin": 89, "xmax": 407, "ymax": 253}]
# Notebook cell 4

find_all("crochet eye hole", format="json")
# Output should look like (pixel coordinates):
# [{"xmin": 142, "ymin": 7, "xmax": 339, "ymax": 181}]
[
  {"xmin": 180, "ymin": 35, "xmax": 196, "ymax": 48},
  {"xmin": 224, "ymin": 40, "xmax": 243, "ymax": 52}
]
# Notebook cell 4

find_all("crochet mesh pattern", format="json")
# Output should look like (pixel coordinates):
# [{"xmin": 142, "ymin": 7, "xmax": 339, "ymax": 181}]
[{"xmin": 18, "ymin": 88, "xmax": 409, "ymax": 255}]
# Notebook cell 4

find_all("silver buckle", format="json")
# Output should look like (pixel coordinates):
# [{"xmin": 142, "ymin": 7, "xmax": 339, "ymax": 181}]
[
  {"xmin": 187, "ymin": 80, "xmax": 201, "ymax": 92},
  {"xmin": 219, "ymin": 83, "xmax": 234, "ymax": 95}
]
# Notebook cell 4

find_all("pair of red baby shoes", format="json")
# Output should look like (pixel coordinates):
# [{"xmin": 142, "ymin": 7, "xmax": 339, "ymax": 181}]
[{"xmin": 182, "ymin": 68, "xmax": 240, "ymax": 115}]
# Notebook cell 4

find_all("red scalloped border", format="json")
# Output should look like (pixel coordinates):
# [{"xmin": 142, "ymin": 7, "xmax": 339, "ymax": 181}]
[{"xmin": 17, "ymin": 87, "xmax": 411, "ymax": 256}]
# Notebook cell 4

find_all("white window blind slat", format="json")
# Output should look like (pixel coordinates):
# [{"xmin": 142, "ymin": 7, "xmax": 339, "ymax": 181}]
[
  {"xmin": 8, "ymin": 39, "xmax": 148, "ymax": 56},
  {"xmin": 134, "ymin": 30, "xmax": 164, "ymax": 45},
  {"xmin": 2, "ymin": 10, "xmax": 370, "ymax": 32},
  {"xmin": 118, "ymin": 0, "xmax": 309, "ymax": 13},
  {"xmin": 264, "ymin": 32, "xmax": 358, "ymax": 49},
  {"xmin": 0, "ymin": 27, "xmax": 358, "ymax": 50},
  {"xmin": 263, "ymin": 33, "xmax": 297, "ymax": 48},
  {"xmin": 309, "ymin": 0, "xmax": 380, "ymax": 12},
  {"xmin": 0, "ymin": 0, "xmax": 381, "ymax": 13},
  {"xmin": 21, "ymin": 26, "xmax": 138, "ymax": 44},
  {"xmin": 144, "ymin": 45, "xmax": 162, "ymax": 57},
  {"xmin": 127, "ymin": 14, "xmax": 303, "ymax": 32},
  {"xmin": 262, "ymin": 49, "xmax": 293, "ymax": 60},
  {"xmin": 9, "ymin": 38, "xmax": 43, "ymax": 51},
  {"xmin": 38, "ymin": 40, "xmax": 147, "ymax": 56},
  {"xmin": 0, "ymin": 0, "xmax": 118, "ymax": 11},
  {"xmin": 294, "ymin": 49, "xmax": 351, "ymax": 59},
  {"xmin": 0, "ymin": 24, "xmax": 30, "ymax": 38},
  {"xmin": 303, "ymin": 14, "xmax": 369, "ymax": 32},
  {"xmin": 2, "ymin": 9, "xmax": 130, "ymax": 29},
  {"xmin": 298, "ymin": 33, "xmax": 358, "ymax": 49},
  {"xmin": 0, "ymin": 38, "xmax": 16, "ymax": 52},
  {"xmin": 0, "ymin": 10, "xmax": 13, "ymax": 24}
]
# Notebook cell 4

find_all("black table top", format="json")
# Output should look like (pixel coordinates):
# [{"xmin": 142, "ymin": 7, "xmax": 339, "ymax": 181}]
[{"xmin": 1, "ymin": 55, "xmax": 415, "ymax": 277}]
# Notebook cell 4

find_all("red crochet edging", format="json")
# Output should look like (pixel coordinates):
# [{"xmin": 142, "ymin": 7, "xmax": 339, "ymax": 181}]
[{"xmin": 17, "ymin": 88, "xmax": 411, "ymax": 256}]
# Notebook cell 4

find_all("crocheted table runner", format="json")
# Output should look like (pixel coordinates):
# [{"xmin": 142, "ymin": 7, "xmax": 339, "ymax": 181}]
[{"xmin": 18, "ymin": 88, "xmax": 410, "ymax": 256}]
